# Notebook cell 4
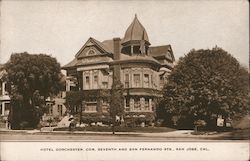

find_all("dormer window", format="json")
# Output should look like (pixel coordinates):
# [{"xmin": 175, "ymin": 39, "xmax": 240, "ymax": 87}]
[{"xmin": 87, "ymin": 49, "xmax": 95, "ymax": 56}]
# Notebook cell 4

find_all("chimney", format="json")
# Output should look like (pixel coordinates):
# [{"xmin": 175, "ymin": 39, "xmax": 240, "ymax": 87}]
[
  {"xmin": 113, "ymin": 37, "xmax": 121, "ymax": 83},
  {"xmin": 113, "ymin": 37, "xmax": 121, "ymax": 60}
]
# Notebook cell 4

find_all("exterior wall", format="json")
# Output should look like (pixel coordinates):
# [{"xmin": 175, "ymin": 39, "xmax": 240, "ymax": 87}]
[
  {"xmin": 66, "ymin": 76, "xmax": 78, "ymax": 91},
  {"xmin": 124, "ymin": 97, "xmax": 153, "ymax": 112},
  {"xmin": 45, "ymin": 91, "xmax": 67, "ymax": 119},
  {"xmin": 78, "ymin": 46, "xmax": 104, "ymax": 58},
  {"xmin": 121, "ymin": 68, "xmax": 160, "ymax": 90},
  {"xmin": 76, "ymin": 65, "xmax": 162, "ymax": 115},
  {"xmin": 62, "ymin": 17, "xmax": 176, "ymax": 126},
  {"xmin": 64, "ymin": 57, "xmax": 172, "ymax": 125},
  {"xmin": 81, "ymin": 68, "xmax": 113, "ymax": 90},
  {"xmin": 66, "ymin": 61, "xmax": 165, "ymax": 118},
  {"xmin": 0, "ymin": 75, "xmax": 11, "ymax": 128}
]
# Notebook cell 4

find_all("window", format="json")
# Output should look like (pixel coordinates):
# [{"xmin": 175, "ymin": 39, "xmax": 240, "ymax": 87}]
[
  {"xmin": 89, "ymin": 98, "xmax": 97, "ymax": 102},
  {"xmin": 160, "ymin": 75, "xmax": 164, "ymax": 87},
  {"xmin": 0, "ymin": 104, "xmax": 2, "ymax": 115},
  {"xmin": 57, "ymin": 104, "xmax": 63, "ymax": 116},
  {"xmin": 58, "ymin": 92, "xmax": 63, "ymax": 98},
  {"xmin": 125, "ymin": 98, "xmax": 130, "ymax": 112},
  {"xmin": 85, "ymin": 103, "xmax": 97, "ymax": 112},
  {"xmin": 125, "ymin": 98, "xmax": 130, "ymax": 107},
  {"xmin": 125, "ymin": 74, "xmax": 129, "ymax": 88},
  {"xmin": 144, "ymin": 74, "xmax": 149, "ymax": 88},
  {"xmin": 133, "ymin": 46, "xmax": 140, "ymax": 54},
  {"xmin": 50, "ymin": 106, "xmax": 53, "ymax": 114},
  {"xmin": 102, "ymin": 98, "xmax": 108, "ymax": 105},
  {"xmin": 93, "ymin": 75, "xmax": 98, "ymax": 88},
  {"xmin": 87, "ymin": 49, "xmax": 95, "ymax": 56},
  {"xmin": 47, "ymin": 104, "xmax": 53, "ymax": 114},
  {"xmin": 4, "ymin": 103, "xmax": 10, "ymax": 115},
  {"xmin": 85, "ymin": 76, "xmax": 90, "ymax": 89},
  {"xmin": 134, "ymin": 98, "xmax": 141, "ymax": 111},
  {"xmin": 133, "ymin": 74, "xmax": 140, "ymax": 87},
  {"xmin": 144, "ymin": 98, "xmax": 150, "ymax": 111},
  {"xmin": 102, "ymin": 69, "xmax": 109, "ymax": 89},
  {"xmin": 102, "ymin": 98, "xmax": 108, "ymax": 112},
  {"xmin": 71, "ymin": 105, "xmax": 79, "ymax": 114},
  {"xmin": 151, "ymin": 74, "xmax": 154, "ymax": 88},
  {"xmin": 0, "ymin": 82, "xmax": 2, "ymax": 94},
  {"xmin": 102, "ymin": 82, "xmax": 108, "ymax": 89}
]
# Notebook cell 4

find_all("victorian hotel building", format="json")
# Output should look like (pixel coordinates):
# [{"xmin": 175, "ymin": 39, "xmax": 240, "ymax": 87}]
[{"xmin": 62, "ymin": 15, "xmax": 175, "ymax": 126}]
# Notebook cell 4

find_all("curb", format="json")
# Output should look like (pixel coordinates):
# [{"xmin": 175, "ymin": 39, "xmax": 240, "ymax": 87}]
[{"xmin": 0, "ymin": 129, "xmax": 233, "ymax": 139}]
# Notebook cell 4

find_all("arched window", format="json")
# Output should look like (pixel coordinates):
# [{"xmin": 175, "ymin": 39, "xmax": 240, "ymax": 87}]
[{"xmin": 87, "ymin": 49, "xmax": 95, "ymax": 56}]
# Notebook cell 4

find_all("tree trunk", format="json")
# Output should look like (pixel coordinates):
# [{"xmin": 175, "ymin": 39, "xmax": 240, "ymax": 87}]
[
  {"xmin": 79, "ymin": 104, "xmax": 82, "ymax": 125},
  {"xmin": 112, "ymin": 116, "xmax": 115, "ymax": 135},
  {"xmin": 194, "ymin": 125, "xmax": 198, "ymax": 133}
]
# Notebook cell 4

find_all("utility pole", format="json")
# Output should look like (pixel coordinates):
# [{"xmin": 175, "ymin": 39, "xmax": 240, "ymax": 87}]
[{"xmin": 80, "ymin": 101, "xmax": 85, "ymax": 125}]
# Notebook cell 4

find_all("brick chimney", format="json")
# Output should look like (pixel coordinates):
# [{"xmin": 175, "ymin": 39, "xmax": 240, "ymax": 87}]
[
  {"xmin": 113, "ymin": 37, "xmax": 121, "ymax": 60},
  {"xmin": 113, "ymin": 37, "xmax": 121, "ymax": 83}
]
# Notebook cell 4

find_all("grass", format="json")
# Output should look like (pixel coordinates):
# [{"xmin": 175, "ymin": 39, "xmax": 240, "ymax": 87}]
[
  {"xmin": 224, "ymin": 128, "xmax": 250, "ymax": 140},
  {"xmin": 53, "ymin": 126, "xmax": 176, "ymax": 133}
]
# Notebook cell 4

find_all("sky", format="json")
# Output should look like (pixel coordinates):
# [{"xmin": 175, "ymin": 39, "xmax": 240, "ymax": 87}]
[{"xmin": 0, "ymin": 0, "xmax": 249, "ymax": 69}]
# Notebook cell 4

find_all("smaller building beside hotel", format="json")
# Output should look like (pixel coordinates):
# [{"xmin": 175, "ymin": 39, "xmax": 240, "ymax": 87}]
[{"xmin": 0, "ymin": 65, "xmax": 11, "ymax": 128}]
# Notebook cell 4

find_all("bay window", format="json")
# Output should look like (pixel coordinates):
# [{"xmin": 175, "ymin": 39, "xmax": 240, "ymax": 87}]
[
  {"xmin": 144, "ymin": 74, "xmax": 149, "ymax": 87},
  {"xmin": 125, "ymin": 74, "xmax": 129, "ymax": 88},
  {"xmin": 133, "ymin": 74, "xmax": 140, "ymax": 87}
]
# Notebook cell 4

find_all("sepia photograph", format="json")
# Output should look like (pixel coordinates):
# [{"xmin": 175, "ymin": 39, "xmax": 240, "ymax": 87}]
[{"xmin": 0, "ymin": 0, "xmax": 249, "ymax": 160}]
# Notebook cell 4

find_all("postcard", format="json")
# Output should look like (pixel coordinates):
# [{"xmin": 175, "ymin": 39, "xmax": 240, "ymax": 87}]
[{"xmin": 0, "ymin": 0, "xmax": 249, "ymax": 161}]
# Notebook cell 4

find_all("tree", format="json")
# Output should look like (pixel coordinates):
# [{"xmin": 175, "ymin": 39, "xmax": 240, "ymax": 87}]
[
  {"xmin": 5, "ymin": 52, "xmax": 64, "ymax": 129},
  {"xmin": 110, "ymin": 76, "xmax": 124, "ymax": 134},
  {"xmin": 65, "ymin": 91, "xmax": 84, "ymax": 124},
  {"xmin": 161, "ymin": 47, "xmax": 249, "ymax": 130}
]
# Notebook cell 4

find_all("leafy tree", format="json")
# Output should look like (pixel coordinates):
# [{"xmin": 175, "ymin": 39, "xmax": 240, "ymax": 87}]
[
  {"xmin": 65, "ymin": 91, "xmax": 84, "ymax": 113},
  {"xmin": 5, "ymin": 52, "xmax": 64, "ymax": 129},
  {"xmin": 65, "ymin": 91, "xmax": 84, "ymax": 124},
  {"xmin": 110, "ymin": 76, "xmax": 124, "ymax": 134},
  {"xmin": 161, "ymin": 47, "xmax": 249, "ymax": 129}
]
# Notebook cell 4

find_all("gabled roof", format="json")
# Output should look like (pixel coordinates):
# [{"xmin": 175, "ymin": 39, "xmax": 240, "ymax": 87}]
[
  {"xmin": 122, "ymin": 15, "xmax": 150, "ymax": 44},
  {"xmin": 92, "ymin": 37, "xmax": 112, "ymax": 53},
  {"xmin": 148, "ymin": 45, "xmax": 175, "ymax": 61},
  {"xmin": 75, "ymin": 37, "xmax": 112, "ymax": 58},
  {"xmin": 62, "ymin": 58, "xmax": 78, "ymax": 69},
  {"xmin": 63, "ymin": 15, "xmax": 176, "ymax": 70},
  {"xmin": 114, "ymin": 53, "xmax": 161, "ymax": 66},
  {"xmin": 0, "ymin": 64, "xmax": 4, "ymax": 69},
  {"xmin": 102, "ymin": 39, "xmax": 115, "ymax": 53},
  {"xmin": 0, "ymin": 65, "xmax": 7, "ymax": 80}
]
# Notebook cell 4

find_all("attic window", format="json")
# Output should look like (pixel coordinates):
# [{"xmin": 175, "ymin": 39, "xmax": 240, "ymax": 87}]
[
  {"xmin": 166, "ymin": 52, "xmax": 172, "ymax": 60},
  {"xmin": 87, "ymin": 49, "xmax": 95, "ymax": 56}
]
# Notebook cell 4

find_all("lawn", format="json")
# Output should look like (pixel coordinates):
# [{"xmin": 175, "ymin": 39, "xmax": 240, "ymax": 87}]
[{"xmin": 53, "ymin": 126, "xmax": 176, "ymax": 133}]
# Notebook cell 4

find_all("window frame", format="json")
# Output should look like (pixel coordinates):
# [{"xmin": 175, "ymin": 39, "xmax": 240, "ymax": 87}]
[
  {"xmin": 87, "ymin": 49, "xmax": 96, "ymax": 56},
  {"xmin": 133, "ymin": 74, "xmax": 141, "ymax": 88},
  {"xmin": 124, "ymin": 73, "xmax": 129, "ymax": 88},
  {"xmin": 143, "ymin": 74, "xmax": 150, "ymax": 88}
]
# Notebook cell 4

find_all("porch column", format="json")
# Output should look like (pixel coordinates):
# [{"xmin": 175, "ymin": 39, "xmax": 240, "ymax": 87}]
[
  {"xmin": 149, "ymin": 98, "xmax": 152, "ymax": 111},
  {"xmin": 90, "ymin": 70, "xmax": 93, "ymax": 89},
  {"xmin": 130, "ymin": 98, "xmax": 134, "ymax": 111},
  {"xmin": 140, "ymin": 97, "xmax": 145, "ymax": 111},
  {"xmin": 2, "ymin": 82, "xmax": 6, "ymax": 94},
  {"xmin": 131, "ymin": 45, "xmax": 134, "ymax": 55},
  {"xmin": 2, "ymin": 103, "xmax": 5, "ymax": 116}
]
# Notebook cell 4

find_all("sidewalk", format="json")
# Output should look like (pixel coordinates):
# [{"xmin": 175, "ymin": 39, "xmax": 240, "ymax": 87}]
[{"xmin": 0, "ymin": 128, "xmax": 234, "ymax": 140}]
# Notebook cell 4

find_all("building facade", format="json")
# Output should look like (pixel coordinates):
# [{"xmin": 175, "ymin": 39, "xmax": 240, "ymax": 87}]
[
  {"xmin": 62, "ymin": 15, "xmax": 175, "ymax": 126},
  {"xmin": 0, "ymin": 65, "xmax": 11, "ymax": 128},
  {"xmin": 44, "ymin": 91, "xmax": 67, "ymax": 120}
]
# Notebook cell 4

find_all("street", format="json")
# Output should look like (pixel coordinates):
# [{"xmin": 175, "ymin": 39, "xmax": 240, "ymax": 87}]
[{"xmin": 0, "ymin": 129, "xmax": 249, "ymax": 141}]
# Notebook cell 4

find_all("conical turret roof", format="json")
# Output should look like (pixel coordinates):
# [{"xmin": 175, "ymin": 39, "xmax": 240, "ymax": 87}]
[{"xmin": 122, "ymin": 15, "xmax": 150, "ymax": 45}]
